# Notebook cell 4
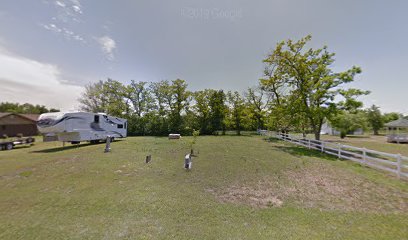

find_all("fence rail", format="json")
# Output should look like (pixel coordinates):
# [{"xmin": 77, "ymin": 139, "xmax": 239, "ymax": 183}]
[{"xmin": 260, "ymin": 131, "xmax": 408, "ymax": 179}]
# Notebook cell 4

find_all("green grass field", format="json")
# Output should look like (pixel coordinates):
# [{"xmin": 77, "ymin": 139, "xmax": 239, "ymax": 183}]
[
  {"xmin": 1, "ymin": 136, "xmax": 407, "ymax": 239},
  {"xmin": 319, "ymin": 134, "xmax": 408, "ymax": 156}
]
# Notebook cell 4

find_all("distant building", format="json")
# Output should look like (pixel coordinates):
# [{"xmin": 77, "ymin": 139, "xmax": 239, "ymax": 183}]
[
  {"xmin": 0, "ymin": 113, "xmax": 40, "ymax": 137},
  {"xmin": 320, "ymin": 121, "xmax": 364, "ymax": 136},
  {"xmin": 385, "ymin": 118, "xmax": 408, "ymax": 143}
]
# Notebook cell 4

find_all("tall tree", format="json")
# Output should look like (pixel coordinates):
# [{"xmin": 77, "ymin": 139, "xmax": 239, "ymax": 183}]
[
  {"xmin": 79, "ymin": 80, "xmax": 106, "ymax": 113},
  {"xmin": 227, "ymin": 91, "xmax": 246, "ymax": 135},
  {"xmin": 330, "ymin": 111, "xmax": 367, "ymax": 139},
  {"xmin": 193, "ymin": 89, "xmax": 215, "ymax": 134},
  {"xmin": 366, "ymin": 105, "xmax": 383, "ymax": 135},
  {"xmin": 244, "ymin": 87, "xmax": 270, "ymax": 130},
  {"xmin": 79, "ymin": 79, "xmax": 127, "ymax": 117},
  {"xmin": 150, "ymin": 80, "xmax": 172, "ymax": 135},
  {"xmin": 209, "ymin": 90, "xmax": 227, "ymax": 134},
  {"xmin": 261, "ymin": 35, "xmax": 365, "ymax": 140},
  {"xmin": 169, "ymin": 79, "xmax": 190, "ymax": 133},
  {"xmin": 125, "ymin": 80, "xmax": 155, "ymax": 135}
]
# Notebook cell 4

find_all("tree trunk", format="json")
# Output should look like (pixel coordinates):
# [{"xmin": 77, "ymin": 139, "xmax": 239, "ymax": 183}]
[
  {"xmin": 373, "ymin": 129, "xmax": 379, "ymax": 135},
  {"xmin": 314, "ymin": 131, "xmax": 320, "ymax": 141}
]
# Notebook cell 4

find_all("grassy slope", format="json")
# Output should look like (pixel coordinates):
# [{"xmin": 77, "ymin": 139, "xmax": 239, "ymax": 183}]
[{"xmin": 0, "ymin": 136, "xmax": 407, "ymax": 239}]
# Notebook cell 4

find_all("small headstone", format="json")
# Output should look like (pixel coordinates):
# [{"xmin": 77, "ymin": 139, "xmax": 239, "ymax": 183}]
[
  {"xmin": 146, "ymin": 155, "xmax": 152, "ymax": 163},
  {"xmin": 104, "ymin": 136, "xmax": 112, "ymax": 153},
  {"xmin": 184, "ymin": 153, "xmax": 192, "ymax": 170}
]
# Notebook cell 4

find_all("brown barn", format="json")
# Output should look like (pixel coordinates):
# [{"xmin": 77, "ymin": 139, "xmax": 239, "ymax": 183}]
[{"xmin": 0, "ymin": 113, "xmax": 40, "ymax": 137}]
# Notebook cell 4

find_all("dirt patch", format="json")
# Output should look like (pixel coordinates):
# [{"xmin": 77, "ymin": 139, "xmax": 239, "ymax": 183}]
[
  {"xmin": 214, "ymin": 162, "xmax": 408, "ymax": 213},
  {"xmin": 215, "ymin": 184, "xmax": 283, "ymax": 208}
]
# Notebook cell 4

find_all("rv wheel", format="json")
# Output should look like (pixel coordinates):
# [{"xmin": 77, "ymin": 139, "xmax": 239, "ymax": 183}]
[{"xmin": 6, "ymin": 143, "xmax": 13, "ymax": 150}]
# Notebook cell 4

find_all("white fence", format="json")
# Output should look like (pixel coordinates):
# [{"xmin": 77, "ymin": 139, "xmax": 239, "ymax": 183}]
[{"xmin": 261, "ymin": 131, "xmax": 408, "ymax": 179}]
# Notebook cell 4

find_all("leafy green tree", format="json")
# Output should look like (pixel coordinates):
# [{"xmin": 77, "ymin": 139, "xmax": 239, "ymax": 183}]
[
  {"xmin": 79, "ymin": 80, "xmax": 106, "ymax": 113},
  {"xmin": 79, "ymin": 79, "xmax": 127, "ymax": 117},
  {"xmin": 125, "ymin": 80, "xmax": 155, "ymax": 135},
  {"xmin": 227, "ymin": 91, "xmax": 246, "ymax": 135},
  {"xmin": 382, "ymin": 112, "xmax": 402, "ymax": 124},
  {"xmin": 209, "ymin": 90, "xmax": 227, "ymax": 134},
  {"xmin": 150, "ymin": 80, "xmax": 172, "ymax": 135},
  {"xmin": 169, "ymin": 79, "xmax": 190, "ymax": 134},
  {"xmin": 330, "ymin": 111, "xmax": 367, "ymax": 139},
  {"xmin": 261, "ymin": 35, "xmax": 365, "ymax": 140},
  {"xmin": 244, "ymin": 87, "xmax": 269, "ymax": 130},
  {"xmin": 0, "ymin": 102, "xmax": 59, "ymax": 114},
  {"xmin": 366, "ymin": 105, "xmax": 383, "ymax": 135},
  {"xmin": 193, "ymin": 89, "xmax": 215, "ymax": 134}
]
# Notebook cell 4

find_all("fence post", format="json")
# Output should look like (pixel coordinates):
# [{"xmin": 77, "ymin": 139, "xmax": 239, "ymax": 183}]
[
  {"xmin": 362, "ymin": 148, "xmax": 367, "ymax": 165},
  {"xmin": 338, "ymin": 145, "xmax": 341, "ymax": 158},
  {"xmin": 321, "ymin": 141, "xmax": 324, "ymax": 153},
  {"xmin": 397, "ymin": 154, "xmax": 402, "ymax": 179},
  {"xmin": 308, "ymin": 139, "xmax": 311, "ymax": 149}
]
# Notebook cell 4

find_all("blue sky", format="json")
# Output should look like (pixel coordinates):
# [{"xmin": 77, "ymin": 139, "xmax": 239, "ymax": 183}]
[{"xmin": 0, "ymin": 0, "xmax": 407, "ymax": 113}]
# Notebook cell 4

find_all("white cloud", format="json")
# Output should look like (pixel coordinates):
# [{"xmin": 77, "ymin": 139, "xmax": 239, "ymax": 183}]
[
  {"xmin": 55, "ymin": 1, "xmax": 66, "ymax": 8},
  {"xmin": 0, "ymin": 47, "xmax": 83, "ymax": 111},
  {"xmin": 97, "ymin": 36, "xmax": 116, "ymax": 60},
  {"xmin": 40, "ymin": 23, "xmax": 85, "ymax": 43}
]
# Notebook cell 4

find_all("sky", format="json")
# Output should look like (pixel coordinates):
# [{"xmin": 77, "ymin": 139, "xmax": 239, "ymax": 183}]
[{"xmin": 0, "ymin": 0, "xmax": 407, "ymax": 113}]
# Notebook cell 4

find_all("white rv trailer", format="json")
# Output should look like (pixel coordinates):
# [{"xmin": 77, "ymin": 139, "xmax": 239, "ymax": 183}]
[{"xmin": 37, "ymin": 112, "xmax": 127, "ymax": 143}]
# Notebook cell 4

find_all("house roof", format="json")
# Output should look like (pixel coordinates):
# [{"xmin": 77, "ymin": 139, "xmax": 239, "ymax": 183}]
[
  {"xmin": 0, "ymin": 112, "xmax": 10, "ymax": 118},
  {"xmin": 0, "ymin": 112, "xmax": 40, "ymax": 122},
  {"xmin": 20, "ymin": 114, "xmax": 40, "ymax": 121},
  {"xmin": 385, "ymin": 118, "xmax": 408, "ymax": 128}
]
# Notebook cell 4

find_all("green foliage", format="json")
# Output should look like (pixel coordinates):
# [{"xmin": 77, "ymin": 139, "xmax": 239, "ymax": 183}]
[
  {"xmin": 260, "ymin": 35, "xmax": 366, "ymax": 140},
  {"xmin": 226, "ymin": 91, "xmax": 247, "ymax": 135},
  {"xmin": 244, "ymin": 87, "xmax": 269, "ymax": 130},
  {"xmin": 209, "ymin": 90, "xmax": 227, "ymax": 134},
  {"xmin": 190, "ymin": 129, "xmax": 200, "ymax": 148},
  {"xmin": 0, "ymin": 102, "xmax": 59, "ymax": 114},
  {"xmin": 382, "ymin": 112, "xmax": 402, "ymax": 124},
  {"xmin": 366, "ymin": 105, "xmax": 383, "ymax": 135},
  {"xmin": 330, "ymin": 111, "xmax": 367, "ymax": 138},
  {"xmin": 79, "ymin": 79, "xmax": 127, "ymax": 117}
]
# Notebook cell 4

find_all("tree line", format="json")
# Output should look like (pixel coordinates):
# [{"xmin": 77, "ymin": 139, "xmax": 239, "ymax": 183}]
[
  {"xmin": 79, "ymin": 35, "xmax": 406, "ymax": 139},
  {"xmin": 78, "ymin": 78, "xmax": 268, "ymax": 136},
  {"xmin": 0, "ymin": 102, "xmax": 59, "ymax": 114}
]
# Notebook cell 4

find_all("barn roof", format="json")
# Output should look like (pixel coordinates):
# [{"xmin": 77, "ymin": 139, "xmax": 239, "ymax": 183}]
[
  {"xmin": 20, "ymin": 114, "xmax": 40, "ymax": 121},
  {"xmin": 385, "ymin": 118, "xmax": 408, "ymax": 128},
  {"xmin": 0, "ymin": 112, "xmax": 40, "ymax": 122}
]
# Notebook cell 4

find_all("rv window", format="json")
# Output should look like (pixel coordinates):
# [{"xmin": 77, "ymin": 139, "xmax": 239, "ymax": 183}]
[
  {"xmin": 124, "ymin": 122, "xmax": 127, "ymax": 129},
  {"xmin": 117, "ymin": 124, "xmax": 123, "ymax": 129},
  {"xmin": 94, "ymin": 115, "xmax": 99, "ymax": 123}
]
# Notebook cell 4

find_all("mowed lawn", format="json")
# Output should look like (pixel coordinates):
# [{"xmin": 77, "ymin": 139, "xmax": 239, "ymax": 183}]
[
  {"xmin": 0, "ymin": 136, "xmax": 407, "ymax": 239},
  {"xmin": 319, "ymin": 134, "xmax": 408, "ymax": 156}
]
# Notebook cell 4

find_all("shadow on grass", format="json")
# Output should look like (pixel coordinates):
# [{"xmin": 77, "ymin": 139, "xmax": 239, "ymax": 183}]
[
  {"xmin": 274, "ymin": 144, "xmax": 339, "ymax": 161},
  {"xmin": 345, "ymin": 135, "xmax": 371, "ymax": 139},
  {"xmin": 31, "ymin": 143, "xmax": 95, "ymax": 153},
  {"xmin": 31, "ymin": 140, "xmax": 123, "ymax": 153},
  {"xmin": 264, "ymin": 137, "xmax": 280, "ymax": 143}
]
